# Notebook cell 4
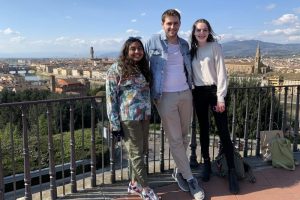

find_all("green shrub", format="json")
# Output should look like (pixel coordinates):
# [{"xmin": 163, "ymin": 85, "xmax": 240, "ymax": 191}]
[{"xmin": 1, "ymin": 128, "xmax": 109, "ymax": 177}]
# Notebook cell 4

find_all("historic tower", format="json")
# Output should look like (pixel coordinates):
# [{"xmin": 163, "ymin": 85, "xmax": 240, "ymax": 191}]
[
  {"xmin": 254, "ymin": 43, "xmax": 261, "ymax": 74},
  {"xmin": 49, "ymin": 75, "xmax": 56, "ymax": 92},
  {"xmin": 90, "ymin": 46, "xmax": 94, "ymax": 59}
]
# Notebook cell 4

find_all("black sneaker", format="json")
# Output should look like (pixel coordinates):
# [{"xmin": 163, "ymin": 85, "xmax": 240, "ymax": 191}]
[
  {"xmin": 187, "ymin": 177, "xmax": 205, "ymax": 200},
  {"xmin": 172, "ymin": 168, "xmax": 189, "ymax": 192},
  {"xmin": 202, "ymin": 159, "xmax": 212, "ymax": 182}
]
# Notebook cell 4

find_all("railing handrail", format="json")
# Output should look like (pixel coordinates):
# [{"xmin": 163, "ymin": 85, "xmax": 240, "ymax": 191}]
[
  {"xmin": 1, "ymin": 84, "xmax": 298, "ymax": 107},
  {"xmin": 0, "ymin": 95, "xmax": 104, "ymax": 107},
  {"xmin": 229, "ymin": 84, "xmax": 300, "ymax": 90},
  {"xmin": 3, "ymin": 159, "xmax": 90, "ymax": 185}
]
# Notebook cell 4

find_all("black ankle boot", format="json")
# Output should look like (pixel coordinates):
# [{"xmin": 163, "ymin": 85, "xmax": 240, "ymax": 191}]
[
  {"xmin": 228, "ymin": 169, "xmax": 240, "ymax": 194},
  {"xmin": 202, "ymin": 158, "xmax": 211, "ymax": 182}
]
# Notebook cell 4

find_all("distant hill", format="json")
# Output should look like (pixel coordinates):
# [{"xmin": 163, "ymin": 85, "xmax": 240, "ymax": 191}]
[
  {"xmin": 98, "ymin": 51, "xmax": 119, "ymax": 58},
  {"xmin": 98, "ymin": 40, "xmax": 300, "ymax": 59},
  {"xmin": 221, "ymin": 40, "xmax": 300, "ymax": 58}
]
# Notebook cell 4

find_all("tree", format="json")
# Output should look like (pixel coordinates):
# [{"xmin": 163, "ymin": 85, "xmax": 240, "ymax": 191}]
[{"xmin": 224, "ymin": 78, "xmax": 283, "ymax": 140}]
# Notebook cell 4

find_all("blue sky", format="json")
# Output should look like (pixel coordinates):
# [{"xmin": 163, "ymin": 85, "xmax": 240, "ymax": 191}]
[{"xmin": 0, "ymin": 0, "xmax": 299, "ymax": 58}]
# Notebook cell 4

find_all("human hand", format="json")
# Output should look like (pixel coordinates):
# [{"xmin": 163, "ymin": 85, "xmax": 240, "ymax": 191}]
[
  {"xmin": 112, "ymin": 129, "xmax": 124, "ymax": 141},
  {"xmin": 214, "ymin": 102, "xmax": 226, "ymax": 113}
]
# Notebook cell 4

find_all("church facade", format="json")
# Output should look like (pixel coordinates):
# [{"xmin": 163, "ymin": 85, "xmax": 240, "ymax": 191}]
[{"xmin": 225, "ymin": 43, "xmax": 270, "ymax": 75}]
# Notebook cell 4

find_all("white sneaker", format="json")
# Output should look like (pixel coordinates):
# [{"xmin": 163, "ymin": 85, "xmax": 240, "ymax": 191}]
[
  {"xmin": 140, "ymin": 188, "xmax": 159, "ymax": 200},
  {"xmin": 187, "ymin": 178, "xmax": 205, "ymax": 200},
  {"xmin": 127, "ymin": 182, "xmax": 142, "ymax": 194}
]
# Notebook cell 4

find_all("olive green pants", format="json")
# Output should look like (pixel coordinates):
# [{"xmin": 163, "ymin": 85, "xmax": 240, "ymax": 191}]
[{"xmin": 122, "ymin": 120, "xmax": 149, "ymax": 187}]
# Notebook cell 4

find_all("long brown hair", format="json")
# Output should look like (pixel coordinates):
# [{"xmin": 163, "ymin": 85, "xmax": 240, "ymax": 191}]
[
  {"xmin": 118, "ymin": 37, "xmax": 151, "ymax": 84},
  {"xmin": 190, "ymin": 19, "xmax": 216, "ymax": 60}
]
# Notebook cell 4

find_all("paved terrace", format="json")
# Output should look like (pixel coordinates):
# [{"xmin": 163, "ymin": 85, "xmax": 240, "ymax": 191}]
[{"xmin": 18, "ymin": 153, "xmax": 299, "ymax": 200}]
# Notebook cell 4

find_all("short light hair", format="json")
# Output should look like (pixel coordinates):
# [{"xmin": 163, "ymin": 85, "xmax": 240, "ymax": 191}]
[{"xmin": 161, "ymin": 9, "xmax": 181, "ymax": 22}]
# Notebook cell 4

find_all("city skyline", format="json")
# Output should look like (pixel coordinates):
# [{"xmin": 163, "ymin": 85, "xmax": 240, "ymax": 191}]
[{"xmin": 0, "ymin": 0, "xmax": 300, "ymax": 58}]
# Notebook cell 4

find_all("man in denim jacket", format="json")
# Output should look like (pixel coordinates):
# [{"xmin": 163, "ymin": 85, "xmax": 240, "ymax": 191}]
[{"xmin": 145, "ymin": 9, "xmax": 205, "ymax": 200}]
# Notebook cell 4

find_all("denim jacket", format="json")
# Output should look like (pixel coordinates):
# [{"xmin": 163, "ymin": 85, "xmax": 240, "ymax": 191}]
[{"xmin": 145, "ymin": 32, "xmax": 193, "ymax": 100}]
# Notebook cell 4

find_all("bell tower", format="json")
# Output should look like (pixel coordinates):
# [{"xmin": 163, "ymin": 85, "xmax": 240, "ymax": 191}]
[
  {"xmin": 254, "ymin": 43, "xmax": 261, "ymax": 74},
  {"xmin": 90, "ymin": 46, "xmax": 94, "ymax": 60}
]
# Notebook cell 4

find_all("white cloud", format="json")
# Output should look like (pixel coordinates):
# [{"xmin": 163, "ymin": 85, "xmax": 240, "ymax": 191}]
[
  {"xmin": 218, "ymin": 33, "xmax": 254, "ymax": 42},
  {"xmin": 259, "ymin": 27, "xmax": 300, "ymax": 43},
  {"xmin": 10, "ymin": 36, "xmax": 25, "ymax": 43},
  {"xmin": 0, "ymin": 35, "xmax": 128, "ymax": 56},
  {"xmin": 53, "ymin": 37, "xmax": 87, "ymax": 46},
  {"xmin": 1, "ymin": 28, "xmax": 20, "ymax": 35},
  {"xmin": 266, "ymin": 4, "xmax": 276, "ymax": 10},
  {"xmin": 90, "ymin": 38, "xmax": 124, "ymax": 51},
  {"xmin": 262, "ymin": 29, "xmax": 281, "ymax": 35},
  {"xmin": 272, "ymin": 14, "xmax": 298, "ymax": 25},
  {"xmin": 65, "ymin": 16, "xmax": 72, "ymax": 20},
  {"xmin": 91, "ymin": 38, "xmax": 123, "ymax": 45},
  {"xmin": 126, "ymin": 29, "xmax": 139, "ymax": 34},
  {"xmin": 55, "ymin": 37, "xmax": 67, "ymax": 42},
  {"xmin": 31, "ymin": 40, "xmax": 52, "ymax": 45},
  {"xmin": 156, "ymin": 29, "xmax": 191, "ymax": 40},
  {"xmin": 227, "ymin": 26, "xmax": 233, "ymax": 30},
  {"xmin": 141, "ymin": 12, "xmax": 146, "ymax": 16},
  {"xmin": 266, "ymin": 17, "xmax": 300, "ymax": 42},
  {"xmin": 131, "ymin": 19, "xmax": 137, "ymax": 23},
  {"xmin": 54, "ymin": 37, "xmax": 74, "ymax": 46},
  {"xmin": 288, "ymin": 35, "xmax": 300, "ymax": 41},
  {"xmin": 261, "ymin": 28, "xmax": 300, "ymax": 36},
  {"xmin": 71, "ymin": 38, "xmax": 86, "ymax": 45},
  {"xmin": 3, "ymin": 28, "xmax": 14, "ymax": 35},
  {"xmin": 178, "ymin": 30, "xmax": 191, "ymax": 40}
]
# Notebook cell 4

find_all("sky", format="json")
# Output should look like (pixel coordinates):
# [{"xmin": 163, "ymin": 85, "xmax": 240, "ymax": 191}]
[{"xmin": 0, "ymin": 0, "xmax": 300, "ymax": 58}]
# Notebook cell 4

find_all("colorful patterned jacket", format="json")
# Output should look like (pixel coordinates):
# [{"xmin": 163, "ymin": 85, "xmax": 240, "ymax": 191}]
[{"xmin": 106, "ymin": 62, "xmax": 151, "ymax": 131}]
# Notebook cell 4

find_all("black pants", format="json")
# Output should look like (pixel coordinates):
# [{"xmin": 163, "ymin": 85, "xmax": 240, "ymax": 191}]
[{"xmin": 193, "ymin": 85, "xmax": 235, "ymax": 169}]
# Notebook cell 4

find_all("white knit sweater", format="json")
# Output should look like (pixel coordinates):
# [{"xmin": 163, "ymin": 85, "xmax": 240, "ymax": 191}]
[{"xmin": 192, "ymin": 42, "xmax": 228, "ymax": 102}]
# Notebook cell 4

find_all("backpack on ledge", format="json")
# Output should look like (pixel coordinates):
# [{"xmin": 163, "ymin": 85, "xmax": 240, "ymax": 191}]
[{"xmin": 212, "ymin": 150, "xmax": 256, "ymax": 183}]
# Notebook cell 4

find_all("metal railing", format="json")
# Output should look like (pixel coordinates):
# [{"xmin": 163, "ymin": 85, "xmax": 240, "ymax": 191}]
[
  {"xmin": 0, "ymin": 85, "xmax": 299, "ymax": 199},
  {"xmin": 0, "ymin": 96, "xmax": 106, "ymax": 200}
]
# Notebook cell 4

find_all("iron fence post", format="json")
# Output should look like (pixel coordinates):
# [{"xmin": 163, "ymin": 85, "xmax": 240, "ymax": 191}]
[
  {"xmin": 255, "ymin": 88, "xmax": 262, "ymax": 156},
  {"xmin": 90, "ymin": 99, "xmax": 96, "ymax": 187},
  {"xmin": 243, "ymin": 89, "xmax": 249, "ymax": 157},
  {"xmin": 281, "ymin": 86, "xmax": 288, "ymax": 132},
  {"xmin": 231, "ymin": 89, "xmax": 237, "ymax": 144},
  {"xmin": 59, "ymin": 104, "xmax": 66, "ymax": 196},
  {"xmin": 293, "ymin": 86, "xmax": 300, "ymax": 151},
  {"xmin": 160, "ymin": 123, "xmax": 165, "ymax": 172},
  {"xmin": 69, "ymin": 102, "xmax": 77, "ymax": 193},
  {"xmin": 0, "ymin": 138, "xmax": 4, "ymax": 200},
  {"xmin": 110, "ymin": 132, "xmax": 116, "ymax": 183},
  {"xmin": 47, "ymin": 103, "xmax": 57, "ymax": 199},
  {"xmin": 21, "ymin": 105, "xmax": 32, "ymax": 200},
  {"xmin": 268, "ymin": 87, "xmax": 275, "ymax": 131},
  {"xmin": 9, "ymin": 109, "xmax": 17, "ymax": 199}
]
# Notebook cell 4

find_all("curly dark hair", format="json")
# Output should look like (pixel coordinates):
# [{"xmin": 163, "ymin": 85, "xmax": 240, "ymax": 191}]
[
  {"xmin": 190, "ymin": 19, "xmax": 216, "ymax": 60},
  {"xmin": 118, "ymin": 37, "xmax": 152, "ymax": 84}
]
